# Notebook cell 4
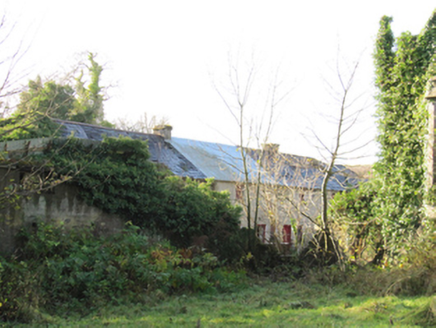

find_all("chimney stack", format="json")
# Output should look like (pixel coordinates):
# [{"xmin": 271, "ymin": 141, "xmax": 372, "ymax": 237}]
[{"xmin": 153, "ymin": 125, "xmax": 173, "ymax": 140}]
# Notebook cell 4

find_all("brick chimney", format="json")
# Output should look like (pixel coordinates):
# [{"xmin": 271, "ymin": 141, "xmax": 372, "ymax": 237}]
[{"xmin": 153, "ymin": 125, "xmax": 172, "ymax": 140}]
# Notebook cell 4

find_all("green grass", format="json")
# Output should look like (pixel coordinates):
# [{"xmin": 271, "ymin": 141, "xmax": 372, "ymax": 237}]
[{"xmin": 8, "ymin": 279, "xmax": 434, "ymax": 327}]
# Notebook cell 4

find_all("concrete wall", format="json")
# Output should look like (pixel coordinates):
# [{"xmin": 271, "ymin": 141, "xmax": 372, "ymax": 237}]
[{"xmin": 0, "ymin": 168, "xmax": 123, "ymax": 255}]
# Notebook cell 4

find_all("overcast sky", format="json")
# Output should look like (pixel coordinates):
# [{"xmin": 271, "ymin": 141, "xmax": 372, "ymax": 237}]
[{"xmin": 2, "ymin": 1, "xmax": 436, "ymax": 164}]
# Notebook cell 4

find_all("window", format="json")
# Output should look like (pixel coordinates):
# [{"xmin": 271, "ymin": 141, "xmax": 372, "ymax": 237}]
[
  {"xmin": 257, "ymin": 224, "xmax": 266, "ymax": 243},
  {"xmin": 236, "ymin": 183, "xmax": 244, "ymax": 200},
  {"xmin": 282, "ymin": 225, "xmax": 291, "ymax": 244}
]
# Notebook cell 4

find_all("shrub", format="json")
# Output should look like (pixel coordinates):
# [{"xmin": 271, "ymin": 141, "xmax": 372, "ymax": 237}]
[
  {"xmin": 38, "ymin": 137, "xmax": 242, "ymax": 256},
  {"xmin": 156, "ymin": 177, "xmax": 241, "ymax": 249},
  {"xmin": 330, "ymin": 182, "xmax": 384, "ymax": 265},
  {"xmin": 0, "ymin": 222, "xmax": 246, "ymax": 323}
]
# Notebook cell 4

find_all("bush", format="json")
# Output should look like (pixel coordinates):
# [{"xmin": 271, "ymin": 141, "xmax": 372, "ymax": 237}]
[
  {"xmin": 0, "ymin": 222, "xmax": 246, "ymax": 323},
  {"xmin": 39, "ymin": 137, "xmax": 242, "ymax": 256},
  {"xmin": 330, "ymin": 182, "xmax": 384, "ymax": 265},
  {"xmin": 305, "ymin": 223, "xmax": 436, "ymax": 298},
  {"xmin": 381, "ymin": 228, "xmax": 436, "ymax": 296},
  {"xmin": 150, "ymin": 176, "xmax": 241, "ymax": 250}
]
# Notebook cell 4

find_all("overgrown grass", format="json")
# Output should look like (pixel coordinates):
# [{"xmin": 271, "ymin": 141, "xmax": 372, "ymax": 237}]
[
  {"xmin": 6, "ymin": 279, "xmax": 435, "ymax": 327},
  {"xmin": 2, "ymin": 222, "xmax": 436, "ymax": 327}
]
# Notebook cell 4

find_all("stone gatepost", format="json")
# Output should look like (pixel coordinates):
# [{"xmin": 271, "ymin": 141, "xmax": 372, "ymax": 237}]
[{"xmin": 425, "ymin": 76, "xmax": 436, "ymax": 219}]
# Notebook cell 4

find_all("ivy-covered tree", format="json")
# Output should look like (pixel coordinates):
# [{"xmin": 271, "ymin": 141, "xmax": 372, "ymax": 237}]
[
  {"xmin": 373, "ymin": 11, "xmax": 436, "ymax": 254},
  {"xmin": 0, "ymin": 52, "xmax": 111, "ymax": 141},
  {"xmin": 70, "ymin": 53, "xmax": 105, "ymax": 124},
  {"xmin": 0, "ymin": 76, "xmax": 75, "ymax": 141}
]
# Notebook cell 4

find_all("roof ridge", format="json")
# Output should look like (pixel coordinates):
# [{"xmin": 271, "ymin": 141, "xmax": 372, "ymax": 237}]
[{"xmin": 54, "ymin": 119, "xmax": 156, "ymax": 138}]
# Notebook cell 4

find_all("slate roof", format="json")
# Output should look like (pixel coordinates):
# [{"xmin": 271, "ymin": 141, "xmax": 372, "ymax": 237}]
[
  {"xmin": 55, "ymin": 120, "xmax": 360, "ymax": 191},
  {"xmin": 168, "ymin": 138, "xmax": 250, "ymax": 182},
  {"xmin": 246, "ymin": 149, "xmax": 360, "ymax": 191},
  {"xmin": 169, "ymin": 138, "xmax": 360, "ymax": 191},
  {"xmin": 55, "ymin": 120, "xmax": 206, "ymax": 179}
]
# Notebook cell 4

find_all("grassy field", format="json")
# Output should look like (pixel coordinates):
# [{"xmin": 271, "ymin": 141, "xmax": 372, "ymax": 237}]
[{"xmin": 10, "ymin": 279, "xmax": 434, "ymax": 327}]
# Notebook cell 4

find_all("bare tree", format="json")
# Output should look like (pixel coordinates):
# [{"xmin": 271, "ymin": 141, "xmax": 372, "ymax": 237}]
[
  {"xmin": 212, "ymin": 48, "xmax": 292, "ymax": 250},
  {"xmin": 212, "ymin": 44, "xmax": 369, "ymax": 260},
  {"xmin": 241, "ymin": 56, "xmax": 368, "ymax": 261},
  {"xmin": 288, "ymin": 55, "xmax": 373, "ymax": 266},
  {"xmin": 0, "ymin": 13, "xmax": 34, "ymax": 117},
  {"xmin": 115, "ymin": 113, "xmax": 169, "ymax": 134}
]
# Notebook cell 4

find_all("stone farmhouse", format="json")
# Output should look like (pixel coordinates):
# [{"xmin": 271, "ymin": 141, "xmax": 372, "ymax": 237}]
[
  {"xmin": 58, "ymin": 120, "xmax": 360, "ymax": 246},
  {"xmin": 0, "ymin": 119, "xmax": 360, "ymax": 254}
]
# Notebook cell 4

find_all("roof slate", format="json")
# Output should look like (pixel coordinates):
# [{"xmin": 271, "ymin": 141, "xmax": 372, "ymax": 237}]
[
  {"xmin": 246, "ymin": 149, "xmax": 360, "ymax": 191},
  {"xmin": 169, "ymin": 138, "xmax": 250, "ymax": 182},
  {"xmin": 55, "ymin": 120, "xmax": 360, "ymax": 191},
  {"xmin": 55, "ymin": 120, "xmax": 206, "ymax": 180},
  {"xmin": 169, "ymin": 138, "xmax": 360, "ymax": 191}
]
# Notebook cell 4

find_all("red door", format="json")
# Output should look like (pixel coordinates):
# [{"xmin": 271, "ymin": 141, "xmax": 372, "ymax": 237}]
[{"xmin": 282, "ymin": 225, "xmax": 291, "ymax": 244}]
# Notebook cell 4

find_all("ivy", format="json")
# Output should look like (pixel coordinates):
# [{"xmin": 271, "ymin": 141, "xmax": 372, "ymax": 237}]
[
  {"xmin": 373, "ymin": 10, "xmax": 436, "ymax": 253},
  {"xmin": 330, "ymin": 182, "xmax": 383, "ymax": 265},
  {"xmin": 0, "ymin": 52, "xmax": 113, "ymax": 141},
  {"xmin": 0, "ymin": 112, "xmax": 61, "ymax": 141},
  {"xmin": 38, "ymin": 137, "xmax": 242, "ymax": 253}
]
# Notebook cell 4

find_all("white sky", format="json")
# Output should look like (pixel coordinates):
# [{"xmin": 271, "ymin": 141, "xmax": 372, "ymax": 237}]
[{"xmin": 2, "ymin": 1, "xmax": 436, "ymax": 165}]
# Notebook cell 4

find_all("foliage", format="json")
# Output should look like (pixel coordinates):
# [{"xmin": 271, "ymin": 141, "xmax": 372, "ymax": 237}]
[
  {"xmin": 16, "ymin": 76, "xmax": 77, "ymax": 121},
  {"xmin": 0, "ymin": 135, "xmax": 245, "ymax": 324},
  {"xmin": 157, "ymin": 176, "xmax": 241, "ymax": 249},
  {"xmin": 0, "ymin": 222, "xmax": 246, "ymax": 323},
  {"xmin": 0, "ymin": 52, "xmax": 110, "ymax": 141},
  {"xmin": 47, "ymin": 137, "xmax": 163, "ymax": 219},
  {"xmin": 38, "ymin": 137, "xmax": 242, "ymax": 254},
  {"xmin": 372, "ymin": 11, "xmax": 436, "ymax": 255},
  {"xmin": 1, "ymin": 74, "xmax": 73, "ymax": 141},
  {"xmin": 70, "ymin": 53, "xmax": 105, "ymax": 124},
  {"xmin": 0, "ymin": 112, "xmax": 60, "ymax": 141},
  {"xmin": 330, "ymin": 182, "xmax": 384, "ymax": 265},
  {"xmin": 381, "ymin": 223, "xmax": 436, "ymax": 296}
]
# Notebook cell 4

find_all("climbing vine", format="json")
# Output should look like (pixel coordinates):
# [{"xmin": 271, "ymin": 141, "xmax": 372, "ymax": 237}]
[
  {"xmin": 0, "ymin": 52, "xmax": 112, "ymax": 141},
  {"xmin": 38, "ymin": 137, "xmax": 242, "ymax": 253},
  {"xmin": 373, "ymin": 11, "xmax": 436, "ymax": 253}
]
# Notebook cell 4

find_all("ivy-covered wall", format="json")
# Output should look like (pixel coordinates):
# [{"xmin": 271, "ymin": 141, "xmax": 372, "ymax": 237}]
[
  {"xmin": 0, "ymin": 136, "xmax": 242, "ymax": 257},
  {"xmin": 0, "ymin": 172, "xmax": 123, "ymax": 255}
]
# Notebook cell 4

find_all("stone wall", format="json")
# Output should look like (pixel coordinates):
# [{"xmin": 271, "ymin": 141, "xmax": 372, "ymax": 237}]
[{"xmin": 0, "ymin": 168, "xmax": 123, "ymax": 255}]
